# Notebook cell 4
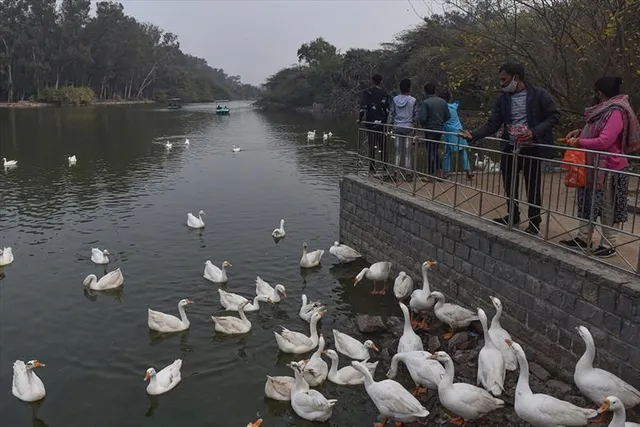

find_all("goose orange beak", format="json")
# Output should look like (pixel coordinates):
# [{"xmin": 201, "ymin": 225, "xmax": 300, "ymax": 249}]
[
  {"xmin": 33, "ymin": 360, "xmax": 45, "ymax": 368},
  {"xmin": 186, "ymin": 299, "xmax": 194, "ymax": 304},
  {"xmin": 144, "ymin": 372, "xmax": 150, "ymax": 381},
  {"xmin": 353, "ymin": 278, "xmax": 360, "ymax": 286},
  {"xmin": 249, "ymin": 419, "xmax": 263, "ymax": 427},
  {"xmin": 371, "ymin": 344, "xmax": 380, "ymax": 352},
  {"xmin": 505, "ymin": 339, "xmax": 513, "ymax": 346},
  {"xmin": 597, "ymin": 399, "xmax": 610, "ymax": 414}
]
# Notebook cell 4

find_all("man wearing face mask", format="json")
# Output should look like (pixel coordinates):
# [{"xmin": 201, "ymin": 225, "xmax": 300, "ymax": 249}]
[{"xmin": 461, "ymin": 63, "xmax": 560, "ymax": 235}]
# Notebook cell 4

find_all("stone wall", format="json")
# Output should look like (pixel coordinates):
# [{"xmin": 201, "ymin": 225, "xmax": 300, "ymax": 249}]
[{"xmin": 339, "ymin": 174, "xmax": 640, "ymax": 387}]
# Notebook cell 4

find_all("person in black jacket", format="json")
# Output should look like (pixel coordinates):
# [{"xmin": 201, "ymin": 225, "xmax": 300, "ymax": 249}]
[
  {"xmin": 358, "ymin": 74, "xmax": 390, "ymax": 173},
  {"xmin": 461, "ymin": 63, "xmax": 560, "ymax": 235}
]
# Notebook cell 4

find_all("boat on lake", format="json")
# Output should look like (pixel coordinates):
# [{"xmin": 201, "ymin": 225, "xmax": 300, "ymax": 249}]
[
  {"xmin": 215, "ymin": 100, "xmax": 230, "ymax": 115},
  {"xmin": 167, "ymin": 98, "xmax": 182, "ymax": 110}
]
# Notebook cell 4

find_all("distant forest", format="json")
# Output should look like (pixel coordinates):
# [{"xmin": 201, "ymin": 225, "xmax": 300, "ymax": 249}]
[
  {"xmin": 0, "ymin": 0, "xmax": 261, "ymax": 103},
  {"xmin": 259, "ymin": 0, "xmax": 639, "ymax": 116}
]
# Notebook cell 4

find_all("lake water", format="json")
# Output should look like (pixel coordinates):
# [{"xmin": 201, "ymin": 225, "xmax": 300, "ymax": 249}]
[{"xmin": 0, "ymin": 102, "xmax": 405, "ymax": 427}]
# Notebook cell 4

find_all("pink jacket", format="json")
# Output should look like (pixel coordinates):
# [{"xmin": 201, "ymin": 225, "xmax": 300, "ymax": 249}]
[{"xmin": 578, "ymin": 110, "xmax": 628, "ymax": 171}]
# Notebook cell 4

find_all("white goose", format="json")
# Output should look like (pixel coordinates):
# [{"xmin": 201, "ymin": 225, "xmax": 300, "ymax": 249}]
[
  {"xmin": 144, "ymin": 359, "xmax": 182, "ymax": 396},
  {"xmin": 265, "ymin": 375, "xmax": 295, "ymax": 401},
  {"xmin": 218, "ymin": 289, "xmax": 270, "ymax": 312},
  {"xmin": 307, "ymin": 130, "xmax": 316, "ymax": 140},
  {"xmin": 272, "ymin": 219, "xmax": 285, "ymax": 238},
  {"xmin": 477, "ymin": 308, "xmax": 505, "ymax": 396},
  {"xmin": 68, "ymin": 155, "xmax": 77, "ymax": 165},
  {"xmin": 409, "ymin": 260, "xmax": 436, "ymax": 328},
  {"xmin": 354, "ymin": 261, "xmax": 392, "ymax": 295},
  {"xmin": 300, "ymin": 241, "xmax": 324, "ymax": 268},
  {"xmin": 398, "ymin": 302, "xmax": 423, "ymax": 353},
  {"xmin": 352, "ymin": 361, "xmax": 430, "ymax": 425},
  {"xmin": 333, "ymin": 329, "xmax": 379, "ymax": 360},
  {"xmin": 12, "ymin": 360, "xmax": 46, "ymax": 402},
  {"xmin": 148, "ymin": 299, "xmax": 193, "ymax": 333},
  {"xmin": 431, "ymin": 351, "xmax": 504, "ymax": 424},
  {"xmin": 274, "ymin": 310, "xmax": 324, "ymax": 354},
  {"xmin": 387, "ymin": 351, "xmax": 445, "ymax": 396},
  {"xmin": 598, "ymin": 396, "xmax": 640, "ymax": 427},
  {"xmin": 431, "ymin": 291, "xmax": 479, "ymax": 339},
  {"xmin": 3, "ymin": 157, "xmax": 18, "ymax": 167},
  {"xmin": 186, "ymin": 210, "xmax": 205, "ymax": 228},
  {"xmin": 255, "ymin": 276, "xmax": 287, "ymax": 302},
  {"xmin": 83, "ymin": 268, "xmax": 124, "ymax": 291},
  {"xmin": 299, "ymin": 294, "xmax": 324, "ymax": 322},
  {"xmin": 574, "ymin": 325, "xmax": 640, "ymax": 408},
  {"xmin": 324, "ymin": 349, "xmax": 378, "ymax": 386},
  {"xmin": 212, "ymin": 301, "xmax": 252, "ymax": 335},
  {"xmin": 301, "ymin": 334, "xmax": 328, "ymax": 387},
  {"xmin": 0, "ymin": 247, "xmax": 14, "ymax": 266},
  {"xmin": 288, "ymin": 360, "xmax": 336, "ymax": 422},
  {"xmin": 91, "ymin": 247, "xmax": 110, "ymax": 265},
  {"xmin": 329, "ymin": 241, "xmax": 362, "ymax": 263},
  {"xmin": 184, "ymin": 138, "xmax": 190, "ymax": 146},
  {"xmin": 323, "ymin": 132, "xmax": 328, "ymax": 142},
  {"xmin": 507, "ymin": 339, "xmax": 598, "ymax": 426},
  {"xmin": 393, "ymin": 271, "xmax": 413, "ymax": 300},
  {"xmin": 328, "ymin": 131, "xmax": 333, "ymax": 138},
  {"xmin": 488, "ymin": 296, "xmax": 517, "ymax": 371},
  {"xmin": 203, "ymin": 260, "xmax": 232, "ymax": 283},
  {"xmin": 232, "ymin": 145, "xmax": 241, "ymax": 152},
  {"xmin": 165, "ymin": 142, "xmax": 172, "ymax": 150}
]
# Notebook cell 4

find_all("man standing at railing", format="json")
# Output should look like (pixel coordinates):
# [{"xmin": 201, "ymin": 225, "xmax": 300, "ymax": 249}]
[
  {"xmin": 461, "ymin": 63, "xmax": 560, "ymax": 235},
  {"xmin": 358, "ymin": 74, "xmax": 390, "ymax": 174},
  {"xmin": 420, "ymin": 83, "xmax": 450, "ymax": 179}
]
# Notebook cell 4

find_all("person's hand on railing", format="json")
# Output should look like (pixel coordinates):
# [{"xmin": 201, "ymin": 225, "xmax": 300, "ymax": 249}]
[
  {"xmin": 556, "ymin": 137, "xmax": 579, "ymax": 147},
  {"xmin": 459, "ymin": 130, "xmax": 473, "ymax": 141},
  {"xmin": 565, "ymin": 129, "xmax": 581, "ymax": 139}
]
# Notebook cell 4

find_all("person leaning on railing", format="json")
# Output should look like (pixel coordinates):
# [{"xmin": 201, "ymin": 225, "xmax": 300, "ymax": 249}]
[
  {"xmin": 419, "ymin": 83, "xmax": 450, "ymax": 180},
  {"xmin": 559, "ymin": 77, "xmax": 640, "ymax": 258},
  {"xmin": 460, "ymin": 63, "xmax": 560, "ymax": 236},
  {"xmin": 358, "ymin": 74, "xmax": 390, "ymax": 173}
]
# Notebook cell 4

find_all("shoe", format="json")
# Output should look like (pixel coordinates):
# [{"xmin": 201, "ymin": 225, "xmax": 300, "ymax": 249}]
[
  {"xmin": 559, "ymin": 238, "xmax": 589, "ymax": 249},
  {"xmin": 594, "ymin": 246, "xmax": 617, "ymax": 258},
  {"xmin": 493, "ymin": 215, "xmax": 520, "ymax": 226},
  {"xmin": 524, "ymin": 223, "xmax": 540, "ymax": 236}
]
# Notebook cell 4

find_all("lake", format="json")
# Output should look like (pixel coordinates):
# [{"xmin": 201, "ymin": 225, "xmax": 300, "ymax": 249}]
[{"xmin": 0, "ymin": 101, "xmax": 404, "ymax": 427}]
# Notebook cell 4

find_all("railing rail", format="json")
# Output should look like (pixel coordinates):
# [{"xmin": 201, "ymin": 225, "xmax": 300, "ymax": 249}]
[{"xmin": 355, "ymin": 121, "xmax": 640, "ymax": 275}]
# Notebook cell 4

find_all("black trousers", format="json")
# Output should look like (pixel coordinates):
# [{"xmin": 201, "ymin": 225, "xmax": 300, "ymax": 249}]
[
  {"xmin": 500, "ymin": 147, "xmax": 542, "ymax": 227},
  {"xmin": 425, "ymin": 131, "xmax": 442, "ymax": 175},
  {"xmin": 366, "ymin": 124, "xmax": 387, "ymax": 171}
]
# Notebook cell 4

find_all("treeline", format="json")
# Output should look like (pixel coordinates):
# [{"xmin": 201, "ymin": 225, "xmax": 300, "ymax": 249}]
[
  {"xmin": 0, "ymin": 0, "xmax": 260, "ymax": 104},
  {"xmin": 259, "ymin": 0, "xmax": 639, "ymax": 117}
]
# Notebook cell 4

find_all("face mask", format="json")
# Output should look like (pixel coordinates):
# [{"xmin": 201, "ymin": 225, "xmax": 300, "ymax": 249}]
[{"xmin": 501, "ymin": 77, "xmax": 518, "ymax": 93}]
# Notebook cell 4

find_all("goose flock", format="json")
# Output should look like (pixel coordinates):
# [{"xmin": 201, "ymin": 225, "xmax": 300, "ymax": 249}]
[{"xmin": 6, "ymin": 216, "xmax": 640, "ymax": 425}]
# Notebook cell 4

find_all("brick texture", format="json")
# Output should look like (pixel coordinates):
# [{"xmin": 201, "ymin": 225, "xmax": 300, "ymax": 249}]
[{"xmin": 339, "ymin": 175, "xmax": 640, "ymax": 387}]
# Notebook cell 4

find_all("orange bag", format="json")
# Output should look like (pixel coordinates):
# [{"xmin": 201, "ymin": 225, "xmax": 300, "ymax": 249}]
[{"xmin": 561, "ymin": 149, "xmax": 586, "ymax": 188}]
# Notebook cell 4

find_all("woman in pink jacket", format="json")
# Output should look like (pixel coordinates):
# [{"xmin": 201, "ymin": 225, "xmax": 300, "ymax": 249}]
[{"xmin": 560, "ymin": 77, "xmax": 640, "ymax": 257}]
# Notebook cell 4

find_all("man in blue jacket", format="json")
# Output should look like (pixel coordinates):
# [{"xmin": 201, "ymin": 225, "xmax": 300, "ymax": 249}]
[{"xmin": 461, "ymin": 63, "xmax": 560, "ymax": 235}]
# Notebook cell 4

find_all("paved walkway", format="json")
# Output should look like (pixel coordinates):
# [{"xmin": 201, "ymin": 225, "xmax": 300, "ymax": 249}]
[{"xmin": 365, "ymin": 170, "xmax": 640, "ymax": 274}]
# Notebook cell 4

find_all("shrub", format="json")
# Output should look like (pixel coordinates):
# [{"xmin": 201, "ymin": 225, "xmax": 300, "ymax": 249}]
[{"xmin": 37, "ymin": 86, "xmax": 96, "ymax": 106}]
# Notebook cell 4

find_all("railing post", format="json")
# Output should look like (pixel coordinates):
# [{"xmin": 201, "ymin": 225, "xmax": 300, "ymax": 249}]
[
  {"xmin": 508, "ymin": 147, "xmax": 519, "ymax": 230},
  {"xmin": 585, "ymin": 153, "xmax": 600, "ymax": 252},
  {"xmin": 412, "ymin": 133, "xmax": 418, "ymax": 197},
  {"xmin": 453, "ymin": 137, "xmax": 459, "ymax": 211}
]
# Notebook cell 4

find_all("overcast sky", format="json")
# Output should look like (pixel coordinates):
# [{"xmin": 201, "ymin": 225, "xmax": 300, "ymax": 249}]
[{"xmin": 117, "ymin": 0, "xmax": 434, "ymax": 85}]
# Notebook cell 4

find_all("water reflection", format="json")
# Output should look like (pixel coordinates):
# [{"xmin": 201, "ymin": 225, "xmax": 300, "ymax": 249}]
[
  {"xmin": 82, "ymin": 286, "xmax": 124, "ymax": 302},
  {"xmin": 28, "ymin": 399, "xmax": 48, "ymax": 427},
  {"xmin": 144, "ymin": 395, "xmax": 159, "ymax": 418},
  {"xmin": 147, "ymin": 329, "xmax": 190, "ymax": 347}
]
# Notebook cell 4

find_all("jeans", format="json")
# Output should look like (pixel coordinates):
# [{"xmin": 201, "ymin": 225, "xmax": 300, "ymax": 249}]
[
  {"xmin": 501, "ymin": 147, "xmax": 542, "ymax": 227},
  {"xmin": 425, "ymin": 131, "xmax": 442, "ymax": 175},
  {"xmin": 394, "ymin": 127, "xmax": 413, "ymax": 170}
]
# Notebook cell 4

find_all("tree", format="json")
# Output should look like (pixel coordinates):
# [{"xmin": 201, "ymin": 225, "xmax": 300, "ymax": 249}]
[{"xmin": 297, "ymin": 38, "xmax": 338, "ymax": 66}]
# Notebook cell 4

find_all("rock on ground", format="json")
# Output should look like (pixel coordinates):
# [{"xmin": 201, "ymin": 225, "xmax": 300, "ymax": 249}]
[{"xmin": 356, "ymin": 315, "xmax": 387, "ymax": 333}]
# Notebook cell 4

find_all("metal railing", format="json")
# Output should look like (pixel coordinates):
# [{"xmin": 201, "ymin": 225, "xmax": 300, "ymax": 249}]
[{"xmin": 355, "ymin": 121, "xmax": 640, "ymax": 275}]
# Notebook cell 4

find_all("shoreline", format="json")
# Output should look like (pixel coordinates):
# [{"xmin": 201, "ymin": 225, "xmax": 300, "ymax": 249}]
[{"xmin": 0, "ymin": 99, "xmax": 156, "ymax": 109}]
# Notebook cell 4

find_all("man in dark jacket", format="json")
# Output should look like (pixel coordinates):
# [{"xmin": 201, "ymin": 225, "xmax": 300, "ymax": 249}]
[
  {"xmin": 461, "ymin": 63, "xmax": 560, "ymax": 235},
  {"xmin": 420, "ymin": 83, "xmax": 450, "ymax": 177},
  {"xmin": 358, "ymin": 74, "xmax": 390, "ymax": 173}
]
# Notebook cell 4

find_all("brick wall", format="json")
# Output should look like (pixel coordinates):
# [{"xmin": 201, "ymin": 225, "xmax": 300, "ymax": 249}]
[{"xmin": 340, "ymin": 174, "xmax": 640, "ymax": 387}]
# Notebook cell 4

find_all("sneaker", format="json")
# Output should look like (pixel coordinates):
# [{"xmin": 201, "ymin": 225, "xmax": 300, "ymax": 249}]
[
  {"xmin": 594, "ymin": 246, "xmax": 617, "ymax": 258},
  {"xmin": 524, "ymin": 223, "xmax": 541, "ymax": 236},
  {"xmin": 493, "ymin": 215, "xmax": 520, "ymax": 226},
  {"xmin": 559, "ymin": 237, "xmax": 589, "ymax": 249}
]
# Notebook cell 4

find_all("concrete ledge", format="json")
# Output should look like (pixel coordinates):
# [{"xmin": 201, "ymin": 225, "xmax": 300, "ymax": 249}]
[{"xmin": 339, "ymin": 174, "xmax": 640, "ymax": 387}]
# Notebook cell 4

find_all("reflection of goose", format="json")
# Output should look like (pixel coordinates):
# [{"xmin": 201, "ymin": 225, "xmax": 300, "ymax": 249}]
[
  {"xmin": 12, "ymin": 360, "xmax": 46, "ymax": 402},
  {"xmin": 83, "ymin": 268, "xmax": 124, "ymax": 290},
  {"xmin": 3, "ymin": 157, "xmax": 17, "ymax": 167},
  {"xmin": 165, "ymin": 142, "xmax": 172, "ymax": 150},
  {"xmin": 144, "ymin": 359, "xmax": 182, "ymax": 395},
  {"xmin": 0, "ymin": 247, "xmax": 14, "ymax": 266},
  {"xmin": 187, "ymin": 210, "xmax": 205, "ymax": 228}
]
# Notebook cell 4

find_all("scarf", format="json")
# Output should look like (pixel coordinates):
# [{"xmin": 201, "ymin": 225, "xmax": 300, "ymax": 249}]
[{"xmin": 580, "ymin": 94, "xmax": 640, "ymax": 188}]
